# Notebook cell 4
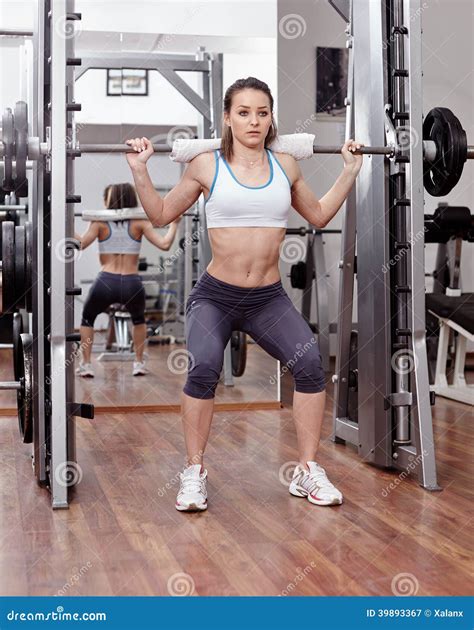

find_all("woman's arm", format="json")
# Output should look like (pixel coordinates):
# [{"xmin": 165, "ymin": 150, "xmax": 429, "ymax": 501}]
[
  {"xmin": 141, "ymin": 219, "xmax": 180, "ymax": 251},
  {"xmin": 75, "ymin": 222, "xmax": 100, "ymax": 250},
  {"xmin": 288, "ymin": 139, "xmax": 363, "ymax": 228},
  {"xmin": 125, "ymin": 137, "xmax": 203, "ymax": 228}
]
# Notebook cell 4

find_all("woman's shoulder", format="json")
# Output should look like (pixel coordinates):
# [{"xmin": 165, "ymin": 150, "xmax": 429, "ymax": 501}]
[
  {"xmin": 269, "ymin": 150, "xmax": 299, "ymax": 184},
  {"xmin": 190, "ymin": 150, "xmax": 218, "ymax": 166},
  {"xmin": 269, "ymin": 150, "xmax": 296, "ymax": 166}
]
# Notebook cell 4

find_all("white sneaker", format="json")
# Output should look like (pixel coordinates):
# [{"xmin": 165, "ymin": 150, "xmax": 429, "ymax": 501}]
[
  {"xmin": 289, "ymin": 461, "xmax": 343, "ymax": 506},
  {"xmin": 176, "ymin": 464, "xmax": 208, "ymax": 512},
  {"xmin": 132, "ymin": 361, "xmax": 149, "ymax": 376},
  {"xmin": 75, "ymin": 362, "xmax": 95, "ymax": 378}
]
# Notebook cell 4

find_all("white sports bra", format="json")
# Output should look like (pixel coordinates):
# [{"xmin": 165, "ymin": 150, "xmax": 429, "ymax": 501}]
[
  {"xmin": 204, "ymin": 148, "xmax": 292, "ymax": 228},
  {"xmin": 98, "ymin": 220, "xmax": 142, "ymax": 255}
]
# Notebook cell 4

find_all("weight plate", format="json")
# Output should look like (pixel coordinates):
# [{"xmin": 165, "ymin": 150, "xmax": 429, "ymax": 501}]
[
  {"xmin": 24, "ymin": 221, "xmax": 33, "ymax": 312},
  {"xmin": 423, "ymin": 107, "xmax": 467, "ymax": 197},
  {"xmin": 17, "ymin": 331, "xmax": 33, "ymax": 444},
  {"xmin": 13, "ymin": 312, "xmax": 23, "ymax": 382},
  {"xmin": 2, "ymin": 108, "xmax": 14, "ymax": 192},
  {"xmin": 290, "ymin": 261, "xmax": 307, "ymax": 290},
  {"xmin": 1, "ymin": 221, "xmax": 16, "ymax": 313},
  {"xmin": 15, "ymin": 225, "xmax": 25, "ymax": 310},
  {"xmin": 14, "ymin": 101, "xmax": 28, "ymax": 198},
  {"xmin": 231, "ymin": 330, "xmax": 247, "ymax": 377}
]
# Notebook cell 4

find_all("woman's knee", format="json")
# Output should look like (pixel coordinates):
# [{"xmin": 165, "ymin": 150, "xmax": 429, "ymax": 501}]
[
  {"xmin": 183, "ymin": 358, "xmax": 222, "ymax": 399},
  {"xmin": 291, "ymin": 348, "xmax": 326, "ymax": 393}
]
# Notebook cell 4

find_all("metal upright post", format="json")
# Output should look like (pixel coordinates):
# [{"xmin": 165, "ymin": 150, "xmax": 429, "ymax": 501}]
[
  {"xmin": 65, "ymin": 0, "xmax": 77, "ymax": 478},
  {"xmin": 49, "ymin": 0, "xmax": 69, "ymax": 508},
  {"xmin": 392, "ymin": 0, "xmax": 439, "ymax": 489},
  {"xmin": 31, "ymin": 0, "xmax": 48, "ymax": 485},
  {"xmin": 352, "ymin": 0, "xmax": 393, "ymax": 466},
  {"xmin": 332, "ymin": 0, "xmax": 359, "ymax": 444}
]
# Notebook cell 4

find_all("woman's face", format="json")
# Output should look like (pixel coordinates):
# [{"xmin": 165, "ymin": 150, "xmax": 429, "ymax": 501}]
[{"xmin": 224, "ymin": 88, "xmax": 272, "ymax": 148}]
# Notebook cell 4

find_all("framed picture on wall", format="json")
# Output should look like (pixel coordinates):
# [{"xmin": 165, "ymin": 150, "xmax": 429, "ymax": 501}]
[
  {"xmin": 315, "ymin": 46, "xmax": 348, "ymax": 120},
  {"xmin": 106, "ymin": 69, "xmax": 149, "ymax": 96}
]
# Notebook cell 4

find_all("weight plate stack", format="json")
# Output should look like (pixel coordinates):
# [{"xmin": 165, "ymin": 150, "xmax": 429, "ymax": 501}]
[
  {"xmin": 17, "ymin": 331, "xmax": 33, "ymax": 444},
  {"xmin": 14, "ymin": 101, "xmax": 28, "ymax": 198},
  {"xmin": 14, "ymin": 225, "xmax": 25, "ymax": 310},
  {"xmin": 24, "ymin": 221, "xmax": 33, "ymax": 312},
  {"xmin": 1, "ymin": 108, "xmax": 14, "ymax": 192},
  {"xmin": 12, "ymin": 312, "xmax": 23, "ymax": 382},
  {"xmin": 1, "ymin": 221, "xmax": 15, "ymax": 313}
]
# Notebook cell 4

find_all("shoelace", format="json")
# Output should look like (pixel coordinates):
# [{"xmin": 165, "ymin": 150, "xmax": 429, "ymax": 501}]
[
  {"xmin": 302, "ymin": 468, "xmax": 336, "ymax": 495},
  {"xmin": 179, "ymin": 475, "xmax": 206, "ymax": 496}
]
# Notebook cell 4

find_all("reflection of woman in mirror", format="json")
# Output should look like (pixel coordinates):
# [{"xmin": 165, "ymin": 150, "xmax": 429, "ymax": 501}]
[
  {"xmin": 126, "ymin": 77, "xmax": 363, "ymax": 511},
  {"xmin": 74, "ymin": 183, "xmax": 180, "ymax": 377}
]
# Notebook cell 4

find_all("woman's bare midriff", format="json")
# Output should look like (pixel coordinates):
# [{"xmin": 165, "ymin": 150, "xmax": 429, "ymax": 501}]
[
  {"xmin": 99, "ymin": 253, "xmax": 140, "ymax": 275},
  {"xmin": 206, "ymin": 226, "xmax": 286, "ymax": 288}
]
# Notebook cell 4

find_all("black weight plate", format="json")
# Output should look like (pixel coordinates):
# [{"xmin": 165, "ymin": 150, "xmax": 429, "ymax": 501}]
[
  {"xmin": 24, "ymin": 221, "xmax": 33, "ymax": 312},
  {"xmin": 14, "ymin": 101, "xmax": 28, "ymax": 198},
  {"xmin": 1, "ymin": 221, "xmax": 15, "ymax": 313},
  {"xmin": 17, "ymin": 331, "xmax": 33, "ymax": 443},
  {"xmin": 13, "ymin": 312, "xmax": 23, "ymax": 382},
  {"xmin": 231, "ymin": 330, "xmax": 247, "ymax": 377},
  {"xmin": 2, "ymin": 108, "xmax": 14, "ymax": 192},
  {"xmin": 290, "ymin": 261, "xmax": 307, "ymax": 289},
  {"xmin": 15, "ymin": 225, "xmax": 25, "ymax": 310},
  {"xmin": 423, "ymin": 107, "xmax": 467, "ymax": 197}
]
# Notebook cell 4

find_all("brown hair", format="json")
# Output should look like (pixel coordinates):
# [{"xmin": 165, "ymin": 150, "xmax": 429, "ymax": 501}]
[
  {"xmin": 103, "ymin": 183, "xmax": 138, "ymax": 209},
  {"xmin": 220, "ymin": 77, "xmax": 277, "ymax": 162}
]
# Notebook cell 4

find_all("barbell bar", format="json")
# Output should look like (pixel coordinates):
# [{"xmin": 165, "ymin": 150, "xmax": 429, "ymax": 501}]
[{"xmin": 1, "ymin": 101, "xmax": 473, "ymax": 197}]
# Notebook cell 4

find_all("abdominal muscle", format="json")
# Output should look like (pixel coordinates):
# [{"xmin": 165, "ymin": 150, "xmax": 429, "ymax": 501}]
[{"xmin": 206, "ymin": 226, "xmax": 286, "ymax": 288}]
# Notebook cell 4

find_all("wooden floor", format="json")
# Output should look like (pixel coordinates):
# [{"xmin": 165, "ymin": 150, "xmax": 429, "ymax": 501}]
[{"xmin": 0, "ymin": 372, "xmax": 472, "ymax": 597}]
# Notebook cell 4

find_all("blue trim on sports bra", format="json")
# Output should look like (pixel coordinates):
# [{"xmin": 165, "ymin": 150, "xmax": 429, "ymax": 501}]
[
  {"xmin": 269, "ymin": 149, "xmax": 292, "ymax": 189},
  {"xmin": 98, "ymin": 221, "xmax": 112, "ymax": 242},
  {"xmin": 204, "ymin": 149, "xmax": 220, "ymax": 203},
  {"xmin": 127, "ymin": 221, "xmax": 142, "ymax": 243},
  {"xmin": 222, "ymin": 148, "xmax": 274, "ymax": 190}
]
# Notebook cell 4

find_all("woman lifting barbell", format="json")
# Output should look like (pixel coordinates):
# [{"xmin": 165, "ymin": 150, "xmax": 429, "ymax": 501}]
[
  {"xmin": 74, "ymin": 182, "xmax": 180, "ymax": 377},
  {"xmin": 125, "ymin": 76, "xmax": 363, "ymax": 511}
]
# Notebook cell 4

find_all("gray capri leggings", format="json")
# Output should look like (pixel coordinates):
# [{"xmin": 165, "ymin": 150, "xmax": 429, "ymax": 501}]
[
  {"xmin": 81, "ymin": 271, "xmax": 146, "ymax": 327},
  {"xmin": 184, "ymin": 270, "xmax": 325, "ymax": 399}
]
